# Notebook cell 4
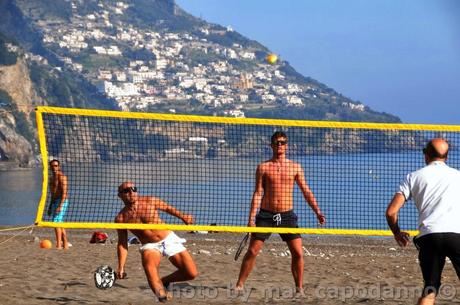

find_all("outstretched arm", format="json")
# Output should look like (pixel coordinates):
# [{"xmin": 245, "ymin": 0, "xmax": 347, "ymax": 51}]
[
  {"xmin": 386, "ymin": 193, "xmax": 410, "ymax": 247},
  {"xmin": 116, "ymin": 228, "xmax": 128, "ymax": 279},
  {"xmin": 156, "ymin": 198, "xmax": 194, "ymax": 224},
  {"xmin": 247, "ymin": 165, "xmax": 264, "ymax": 226},
  {"xmin": 295, "ymin": 166, "xmax": 325, "ymax": 225}
]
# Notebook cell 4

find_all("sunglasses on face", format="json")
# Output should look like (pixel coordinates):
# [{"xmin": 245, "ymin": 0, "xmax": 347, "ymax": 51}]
[
  {"xmin": 272, "ymin": 140, "xmax": 288, "ymax": 146},
  {"xmin": 119, "ymin": 186, "xmax": 137, "ymax": 194}
]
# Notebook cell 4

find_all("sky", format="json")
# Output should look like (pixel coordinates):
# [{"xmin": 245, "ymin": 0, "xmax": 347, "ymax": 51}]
[{"xmin": 176, "ymin": 0, "xmax": 460, "ymax": 125}]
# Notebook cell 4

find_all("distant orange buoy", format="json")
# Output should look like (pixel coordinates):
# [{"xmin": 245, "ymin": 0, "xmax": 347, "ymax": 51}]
[
  {"xmin": 266, "ymin": 53, "xmax": 278, "ymax": 64},
  {"xmin": 40, "ymin": 239, "xmax": 52, "ymax": 249}
]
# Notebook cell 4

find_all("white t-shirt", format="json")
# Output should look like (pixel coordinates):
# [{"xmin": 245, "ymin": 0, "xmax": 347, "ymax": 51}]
[{"xmin": 398, "ymin": 161, "xmax": 460, "ymax": 237}]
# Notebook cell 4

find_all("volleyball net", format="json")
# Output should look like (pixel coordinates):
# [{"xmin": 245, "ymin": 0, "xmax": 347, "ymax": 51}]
[{"xmin": 34, "ymin": 106, "xmax": 460, "ymax": 235}]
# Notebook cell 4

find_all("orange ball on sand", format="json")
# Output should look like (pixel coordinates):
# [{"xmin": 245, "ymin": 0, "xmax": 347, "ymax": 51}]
[{"xmin": 39, "ymin": 239, "xmax": 53, "ymax": 249}]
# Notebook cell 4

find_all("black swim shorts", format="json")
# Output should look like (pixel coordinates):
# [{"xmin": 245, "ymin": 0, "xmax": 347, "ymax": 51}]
[
  {"xmin": 253, "ymin": 209, "xmax": 301, "ymax": 242},
  {"xmin": 414, "ymin": 232, "xmax": 460, "ymax": 296}
]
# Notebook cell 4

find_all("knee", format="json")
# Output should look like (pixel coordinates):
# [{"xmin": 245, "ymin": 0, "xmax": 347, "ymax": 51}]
[
  {"xmin": 247, "ymin": 246, "xmax": 261, "ymax": 258},
  {"xmin": 181, "ymin": 264, "xmax": 198, "ymax": 280},
  {"xmin": 187, "ymin": 267, "xmax": 199, "ymax": 280},
  {"xmin": 290, "ymin": 249, "xmax": 303, "ymax": 261}
]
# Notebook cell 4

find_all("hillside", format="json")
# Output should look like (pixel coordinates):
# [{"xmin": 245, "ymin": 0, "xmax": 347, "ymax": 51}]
[
  {"xmin": 0, "ymin": 27, "xmax": 117, "ymax": 167},
  {"xmin": 0, "ymin": 0, "xmax": 402, "ymax": 166}
]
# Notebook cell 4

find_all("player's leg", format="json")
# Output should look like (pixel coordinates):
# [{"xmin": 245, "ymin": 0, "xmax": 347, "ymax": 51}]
[
  {"xmin": 236, "ymin": 236, "xmax": 265, "ymax": 289},
  {"xmin": 418, "ymin": 293, "xmax": 436, "ymax": 305},
  {"xmin": 162, "ymin": 250, "xmax": 198, "ymax": 284},
  {"xmin": 416, "ymin": 234, "xmax": 446, "ymax": 305},
  {"xmin": 444, "ymin": 233, "xmax": 460, "ymax": 280},
  {"xmin": 55, "ymin": 228, "xmax": 62, "ymax": 249},
  {"xmin": 62, "ymin": 228, "xmax": 69, "ymax": 249},
  {"xmin": 141, "ymin": 249, "xmax": 167, "ymax": 300},
  {"xmin": 285, "ymin": 237, "xmax": 304, "ymax": 291},
  {"xmin": 280, "ymin": 210, "xmax": 303, "ymax": 292}
]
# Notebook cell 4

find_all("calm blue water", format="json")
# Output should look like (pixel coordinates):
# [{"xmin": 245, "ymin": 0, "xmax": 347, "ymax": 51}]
[
  {"xmin": 0, "ymin": 168, "xmax": 43, "ymax": 225},
  {"xmin": 1, "ymin": 151, "xmax": 446, "ymax": 231}
]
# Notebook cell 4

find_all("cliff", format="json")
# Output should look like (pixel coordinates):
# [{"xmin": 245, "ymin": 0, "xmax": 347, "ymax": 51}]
[
  {"xmin": 0, "ymin": 111, "xmax": 33, "ymax": 166},
  {"xmin": 0, "ymin": 58, "xmax": 36, "ymax": 166}
]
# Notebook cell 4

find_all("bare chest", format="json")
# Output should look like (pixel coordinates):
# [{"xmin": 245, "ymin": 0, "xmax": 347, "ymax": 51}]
[
  {"xmin": 264, "ymin": 165, "xmax": 296, "ymax": 184},
  {"xmin": 49, "ymin": 177, "xmax": 60, "ymax": 192},
  {"xmin": 122, "ymin": 208, "xmax": 160, "ymax": 224}
]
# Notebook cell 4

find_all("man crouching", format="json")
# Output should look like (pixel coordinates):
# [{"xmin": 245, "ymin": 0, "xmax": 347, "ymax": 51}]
[{"xmin": 115, "ymin": 181, "xmax": 198, "ymax": 302}]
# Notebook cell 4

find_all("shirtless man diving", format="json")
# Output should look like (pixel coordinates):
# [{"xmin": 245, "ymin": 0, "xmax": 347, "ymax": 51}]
[
  {"xmin": 115, "ymin": 181, "xmax": 198, "ymax": 302},
  {"xmin": 235, "ymin": 131, "xmax": 326, "ymax": 294}
]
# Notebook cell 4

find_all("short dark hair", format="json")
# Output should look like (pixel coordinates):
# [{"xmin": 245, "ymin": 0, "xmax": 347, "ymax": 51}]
[
  {"xmin": 271, "ymin": 131, "xmax": 288, "ymax": 143},
  {"xmin": 50, "ymin": 159, "xmax": 60, "ymax": 165},
  {"xmin": 423, "ymin": 141, "xmax": 448, "ymax": 159}
]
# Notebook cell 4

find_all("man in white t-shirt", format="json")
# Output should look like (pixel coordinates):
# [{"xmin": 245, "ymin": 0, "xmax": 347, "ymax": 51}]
[{"xmin": 386, "ymin": 138, "xmax": 460, "ymax": 305}]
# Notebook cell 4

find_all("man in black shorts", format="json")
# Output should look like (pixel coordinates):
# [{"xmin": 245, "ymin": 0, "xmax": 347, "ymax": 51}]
[
  {"xmin": 386, "ymin": 138, "xmax": 460, "ymax": 305},
  {"xmin": 253, "ymin": 209, "xmax": 300, "ymax": 242},
  {"xmin": 235, "ymin": 131, "xmax": 326, "ymax": 294}
]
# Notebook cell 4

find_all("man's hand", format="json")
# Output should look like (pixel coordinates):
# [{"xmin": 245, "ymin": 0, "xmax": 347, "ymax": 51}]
[
  {"xmin": 182, "ymin": 214, "xmax": 194, "ymax": 225},
  {"xmin": 316, "ymin": 212, "xmax": 326, "ymax": 225},
  {"xmin": 247, "ymin": 220, "xmax": 256, "ymax": 227},
  {"xmin": 393, "ymin": 231, "xmax": 410, "ymax": 247}
]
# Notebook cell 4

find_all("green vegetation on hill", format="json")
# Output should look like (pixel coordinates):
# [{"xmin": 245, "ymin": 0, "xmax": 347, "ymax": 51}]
[
  {"xmin": 245, "ymin": 103, "xmax": 401, "ymax": 123},
  {"xmin": 120, "ymin": 0, "xmax": 192, "ymax": 31},
  {"xmin": 122, "ymin": 47, "xmax": 157, "ymax": 62},
  {"xmin": 206, "ymin": 31, "xmax": 258, "ymax": 49},
  {"xmin": 179, "ymin": 46, "xmax": 220, "ymax": 65},
  {"xmin": 29, "ymin": 62, "xmax": 118, "ymax": 110},
  {"xmin": 0, "ymin": 33, "xmax": 18, "ymax": 66},
  {"xmin": 77, "ymin": 54, "xmax": 129, "ymax": 71},
  {"xmin": 21, "ymin": 0, "xmax": 72, "ymax": 21},
  {"xmin": 0, "ymin": 1, "xmax": 63, "ymax": 67},
  {"xmin": 0, "ymin": 89, "xmax": 13, "ymax": 106}
]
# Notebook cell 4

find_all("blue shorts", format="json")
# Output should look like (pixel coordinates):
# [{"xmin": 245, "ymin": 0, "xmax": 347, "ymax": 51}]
[{"xmin": 50, "ymin": 198, "xmax": 69, "ymax": 222}]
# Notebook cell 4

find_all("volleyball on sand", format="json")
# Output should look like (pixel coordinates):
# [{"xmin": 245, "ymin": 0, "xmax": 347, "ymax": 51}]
[
  {"xmin": 94, "ymin": 265, "xmax": 116, "ymax": 289},
  {"xmin": 39, "ymin": 239, "xmax": 52, "ymax": 249}
]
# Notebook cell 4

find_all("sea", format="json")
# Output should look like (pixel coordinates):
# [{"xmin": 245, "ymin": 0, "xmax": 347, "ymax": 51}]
[
  {"xmin": 0, "ymin": 168, "xmax": 43, "ymax": 226},
  {"xmin": 0, "ymin": 151, "xmax": 439, "ymax": 231}
]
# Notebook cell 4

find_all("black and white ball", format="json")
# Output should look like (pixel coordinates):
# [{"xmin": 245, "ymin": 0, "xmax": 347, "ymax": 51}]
[{"xmin": 94, "ymin": 265, "xmax": 116, "ymax": 289}]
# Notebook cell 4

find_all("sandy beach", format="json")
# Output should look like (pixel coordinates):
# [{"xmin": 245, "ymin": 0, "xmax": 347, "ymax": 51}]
[{"xmin": 1, "ymin": 228, "xmax": 460, "ymax": 305}]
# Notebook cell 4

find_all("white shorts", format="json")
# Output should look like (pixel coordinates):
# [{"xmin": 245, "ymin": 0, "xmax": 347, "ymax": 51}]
[{"xmin": 139, "ymin": 232, "xmax": 186, "ymax": 258}]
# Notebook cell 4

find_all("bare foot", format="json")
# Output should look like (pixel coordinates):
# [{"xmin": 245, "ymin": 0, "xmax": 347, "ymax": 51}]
[
  {"xmin": 162, "ymin": 282, "xmax": 173, "ymax": 301},
  {"xmin": 295, "ymin": 287, "xmax": 307, "ymax": 298},
  {"xmin": 234, "ymin": 285, "xmax": 244, "ymax": 296}
]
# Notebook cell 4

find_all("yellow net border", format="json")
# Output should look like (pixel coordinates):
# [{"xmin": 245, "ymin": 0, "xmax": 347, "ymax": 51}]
[{"xmin": 34, "ymin": 106, "xmax": 460, "ymax": 236}]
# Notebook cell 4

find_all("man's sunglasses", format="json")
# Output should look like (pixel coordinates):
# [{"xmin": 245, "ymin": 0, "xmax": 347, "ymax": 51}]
[
  {"xmin": 119, "ymin": 186, "xmax": 137, "ymax": 194},
  {"xmin": 272, "ymin": 140, "xmax": 288, "ymax": 146}
]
